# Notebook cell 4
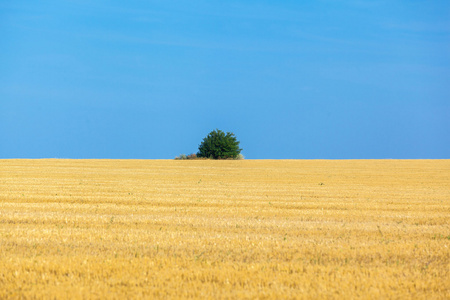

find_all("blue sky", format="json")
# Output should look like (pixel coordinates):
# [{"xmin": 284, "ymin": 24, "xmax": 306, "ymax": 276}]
[{"xmin": 1, "ymin": 0, "xmax": 449, "ymax": 159}]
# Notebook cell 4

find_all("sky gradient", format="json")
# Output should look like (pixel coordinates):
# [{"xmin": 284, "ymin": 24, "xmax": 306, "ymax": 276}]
[{"xmin": 1, "ymin": 0, "xmax": 449, "ymax": 159}]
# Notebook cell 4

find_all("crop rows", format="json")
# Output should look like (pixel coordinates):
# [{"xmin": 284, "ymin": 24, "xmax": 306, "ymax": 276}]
[{"xmin": 0, "ymin": 159, "xmax": 449, "ymax": 299}]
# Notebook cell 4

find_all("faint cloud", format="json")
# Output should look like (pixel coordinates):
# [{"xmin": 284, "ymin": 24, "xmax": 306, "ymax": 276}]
[{"xmin": 382, "ymin": 21, "xmax": 450, "ymax": 34}]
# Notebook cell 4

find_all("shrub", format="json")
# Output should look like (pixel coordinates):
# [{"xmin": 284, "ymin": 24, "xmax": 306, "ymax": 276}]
[
  {"xmin": 197, "ymin": 129, "xmax": 242, "ymax": 159},
  {"xmin": 175, "ymin": 153, "xmax": 198, "ymax": 160},
  {"xmin": 187, "ymin": 153, "xmax": 197, "ymax": 159}
]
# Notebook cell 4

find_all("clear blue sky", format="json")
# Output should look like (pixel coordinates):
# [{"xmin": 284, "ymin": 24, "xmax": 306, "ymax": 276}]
[{"xmin": 1, "ymin": 0, "xmax": 449, "ymax": 159}]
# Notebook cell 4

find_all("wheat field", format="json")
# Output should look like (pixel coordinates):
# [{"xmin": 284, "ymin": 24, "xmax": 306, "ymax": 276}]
[{"xmin": 0, "ymin": 159, "xmax": 449, "ymax": 299}]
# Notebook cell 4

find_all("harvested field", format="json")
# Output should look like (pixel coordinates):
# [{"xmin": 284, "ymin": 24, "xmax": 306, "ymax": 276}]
[{"xmin": 0, "ymin": 159, "xmax": 449, "ymax": 299}]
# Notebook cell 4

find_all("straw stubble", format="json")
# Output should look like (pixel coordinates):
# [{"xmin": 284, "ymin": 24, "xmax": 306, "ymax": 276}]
[{"xmin": 0, "ymin": 159, "xmax": 449, "ymax": 298}]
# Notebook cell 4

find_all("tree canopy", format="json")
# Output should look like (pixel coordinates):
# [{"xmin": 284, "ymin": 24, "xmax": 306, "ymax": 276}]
[{"xmin": 197, "ymin": 129, "xmax": 242, "ymax": 159}]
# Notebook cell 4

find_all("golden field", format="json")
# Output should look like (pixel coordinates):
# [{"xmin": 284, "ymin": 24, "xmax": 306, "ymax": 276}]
[{"xmin": 0, "ymin": 159, "xmax": 449, "ymax": 299}]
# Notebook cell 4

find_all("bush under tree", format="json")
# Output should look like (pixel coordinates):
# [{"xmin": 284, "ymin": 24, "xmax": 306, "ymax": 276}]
[
  {"xmin": 197, "ymin": 129, "xmax": 242, "ymax": 159},
  {"xmin": 175, "ymin": 153, "xmax": 197, "ymax": 160}
]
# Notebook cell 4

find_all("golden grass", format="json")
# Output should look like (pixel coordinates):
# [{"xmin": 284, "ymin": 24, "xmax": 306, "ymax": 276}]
[{"xmin": 0, "ymin": 159, "xmax": 449, "ymax": 299}]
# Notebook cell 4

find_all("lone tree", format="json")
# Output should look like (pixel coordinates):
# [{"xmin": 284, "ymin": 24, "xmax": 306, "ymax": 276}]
[{"xmin": 197, "ymin": 129, "xmax": 242, "ymax": 159}]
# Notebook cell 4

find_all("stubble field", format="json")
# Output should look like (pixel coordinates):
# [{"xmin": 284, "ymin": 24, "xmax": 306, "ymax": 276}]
[{"xmin": 0, "ymin": 159, "xmax": 449, "ymax": 299}]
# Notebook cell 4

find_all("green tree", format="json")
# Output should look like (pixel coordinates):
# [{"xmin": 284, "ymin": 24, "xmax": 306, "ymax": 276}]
[{"xmin": 197, "ymin": 129, "xmax": 242, "ymax": 159}]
